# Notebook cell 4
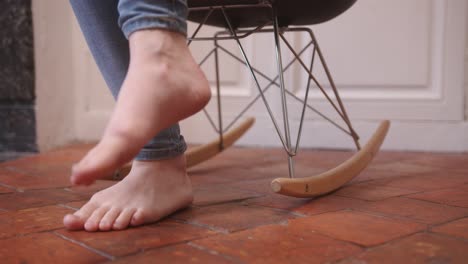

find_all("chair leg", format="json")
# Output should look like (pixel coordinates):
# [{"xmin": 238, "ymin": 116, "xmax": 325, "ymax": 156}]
[
  {"xmin": 213, "ymin": 41, "xmax": 224, "ymax": 150},
  {"xmin": 218, "ymin": 7, "xmax": 295, "ymax": 156},
  {"xmin": 279, "ymin": 28, "xmax": 361, "ymax": 150},
  {"xmin": 309, "ymin": 30, "xmax": 361, "ymax": 149},
  {"xmin": 272, "ymin": 13, "xmax": 295, "ymax": 178}
]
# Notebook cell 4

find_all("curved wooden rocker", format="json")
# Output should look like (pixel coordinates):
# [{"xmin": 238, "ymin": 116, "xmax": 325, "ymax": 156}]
[
  {"xmin": 107, "ymin": 117, "xmax": 255, "ymax": 180},
  {"xmin": 271, "ymin": 120, "xmax": 390, "ymax": 198}
]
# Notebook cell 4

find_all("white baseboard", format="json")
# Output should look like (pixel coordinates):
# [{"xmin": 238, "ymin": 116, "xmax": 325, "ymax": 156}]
[
  {"xmin": 75, "ymin": 110, "xmax": 468, "ymax": 152},
  {"xmin": 181, "ymin": 114, "xmax": 468, "ymax": 153}
]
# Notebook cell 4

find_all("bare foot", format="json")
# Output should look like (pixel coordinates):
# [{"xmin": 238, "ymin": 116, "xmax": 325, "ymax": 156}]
[
  {"xmin": 63, "ymin": 155, "xmax": 193, "ymax": 231},
  {"xmin": 71, "ymin": 29, "xmax": 210, "ymax": 185}
]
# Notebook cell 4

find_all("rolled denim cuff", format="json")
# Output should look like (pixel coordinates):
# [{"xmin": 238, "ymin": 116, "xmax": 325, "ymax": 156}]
[
  {"xmin": 135, "ymin": 135, "xmax": 187, "ymax": 161},
  {"xmin": 118, "ymin": 0, "xmax": 188, "ymax": 38}
]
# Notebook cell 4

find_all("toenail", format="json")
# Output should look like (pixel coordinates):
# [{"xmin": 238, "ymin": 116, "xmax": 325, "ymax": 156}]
[
  {"xmin": 113, "ymin": 222, "xmax": 124, "ymax": 230},
  {"xmin": 99, "ymin": 222, "xmax": 110, "ymax": 230},
  {"xmin": 85, "ymin": 221, "xmax": 96, "ymax": 228},
  {"xmin": 131, "ymin": 215, "xmax": 143, "ymax": 226}
]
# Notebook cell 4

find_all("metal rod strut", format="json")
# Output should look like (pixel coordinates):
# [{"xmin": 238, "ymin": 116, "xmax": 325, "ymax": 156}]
[{"xmin": 219, "ymin": 7, "xmax": 294, "ymax": 156}]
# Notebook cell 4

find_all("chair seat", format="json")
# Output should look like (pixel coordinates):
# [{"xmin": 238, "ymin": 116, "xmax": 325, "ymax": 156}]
[{"xmin": 187, "ymin": 0, "xmax": 357, "ymax": 28}]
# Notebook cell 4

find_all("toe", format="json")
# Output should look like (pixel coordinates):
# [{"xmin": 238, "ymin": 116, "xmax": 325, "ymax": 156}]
[
  {"xmin": 130, "ymin": 209, "xmax": 148, "ymax": 227},
  {"xmin": 63, "ymin": 201, "xmax": 98, "ymax": 230},
  {"xmin": 84, "ymin": 207, "xmax": 109, "ymax": 232},
  {"xmin": 99, "ymin": 207, "xmax": 121, "ymax": 231},
  {"xmin": 63, "ymin": 214, "xmax": 85, "ymax": 231},
  {"xmin": 113, "ymin": 208, "xmax": 136, "ymax": 230}
]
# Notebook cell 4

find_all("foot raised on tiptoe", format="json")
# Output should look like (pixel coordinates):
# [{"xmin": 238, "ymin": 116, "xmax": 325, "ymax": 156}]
[{"xmin": 71, "ymin": 28, "xmax": 210, "ymax": 186}]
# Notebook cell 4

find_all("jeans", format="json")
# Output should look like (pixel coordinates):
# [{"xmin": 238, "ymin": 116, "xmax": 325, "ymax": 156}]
[{"xmin": 69, "ymin": 0, "xmax": 189, "ymax": 161}]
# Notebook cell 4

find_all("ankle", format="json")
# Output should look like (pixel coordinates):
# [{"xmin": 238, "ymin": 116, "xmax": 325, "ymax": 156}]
[
  {"xmin": 132, "ymin": 155, "xmax": 187, "ymax": 177},
  {"xmin": 129, "ymin": 29, "xmax": 187, "ymax": 58}
]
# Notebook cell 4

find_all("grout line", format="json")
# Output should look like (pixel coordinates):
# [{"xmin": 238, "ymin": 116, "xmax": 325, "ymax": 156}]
[
  {"xmin": 427, "ymin": 228, "xmax": 468, "ymax": 243},
  {"xmin": 312, "ymin": 221, "xmax": 425, "ymax": 250},
  {"xmin": 244, "ymin": 203, "xmax": 305, "ymax": 218},
  {"xmin": 332, "ymin": 188, "xmax": 427, "ymax": 202},
  {"xmin": 429, "ymin": 215, "xmax": 468, "ymax": 229},
  {"xmin": 188, "ymin": 242, "xmax": 243, "ymax": 264},
  {"xmin": 174, "ymin": 210, "xmax": 299, "ymax": 239},
  {"xmin": 355, "ymin": 230, "xmax": 430, "ymax": 255},
  {"xmin": 352, "ymin": 207, "xmax": 467, "ymax": 237},
  {"xmin": 195, "ymin": 195, "xmax": 264, "ymax": 208},
  {"xmin": 0, "ymin": 182, "xmax": 20, "ymax": 192},
  {"xmin": 347, "ymin": 208, "xmax": 432, "ymax": 227},
  {"xmin": 172, "ymin": 218, "xmax": 230, "ymax": 234},
  {"xmin": 0, "ymin": 203, "xmax": 78, "ymax": 214},
  {"xmin": 57, "ymin": 203, "xmax": 80, "ymax": 211},
  {"xmin": 0, "ymin": 184, "xmax": 78, "ymax": 193},
  {"xmin": 2, "ymin": 166, "xmax": 41, "ymax": 177},
  {"xmin": 52, "ymin": 231, "xmax": 116, "ymax": 261},
  {"xmin": 120, "ymin": 231, "xmax": 231, "ymax": 260},
  {"xmin": 402, "ymin": 195, "xmax": 468, "ymax": 209}
]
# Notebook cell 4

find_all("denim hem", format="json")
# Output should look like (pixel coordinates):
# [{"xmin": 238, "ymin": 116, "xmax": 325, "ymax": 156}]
[
  {"xmin": 121, "ymin": 17, "xmax": 187, "ymax": 39},
  {"xmin": 135, "ymin": 141, "xmax": 187, "ymax": 161}
]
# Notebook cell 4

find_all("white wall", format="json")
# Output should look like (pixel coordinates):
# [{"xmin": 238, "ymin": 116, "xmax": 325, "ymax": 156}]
[
  {"xmin": 182, "ymin": 0, "xmax": 468, "ymax": 152},
  {"xmin": 33, "ymin": 0, "xmax": 78, "ymax": 151},
  {"xmin": 466, "ymin": 9, "xmax": 468, "ymax": 121}
]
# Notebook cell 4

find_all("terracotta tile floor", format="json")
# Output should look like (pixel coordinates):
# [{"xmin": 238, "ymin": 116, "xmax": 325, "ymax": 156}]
[{"xmin": 1, "ymin": 144, "xmax": 468, "ymax": 263}]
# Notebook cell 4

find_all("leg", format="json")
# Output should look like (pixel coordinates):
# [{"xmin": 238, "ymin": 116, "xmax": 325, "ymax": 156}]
[
  {"xmin": 64, "ymin": 0, "xmax": 210, "ymax": 231},
  {"xmin": 70, "ymin": 0, "xmax": 211, "ymax": 185}
]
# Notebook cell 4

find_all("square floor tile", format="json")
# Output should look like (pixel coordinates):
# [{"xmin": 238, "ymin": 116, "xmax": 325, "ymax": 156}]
[
  {"xmin": 291, "ymin": 210, "xmax": 426, "ymax": 246},
  {"xmin": 62, "ymin": 200, "xmax": 88, "ymax": 210},
  {"xmin": 0, "ymin": 185, "xmax": 14, "ymax": 194},
  {"xmin": 351, "ymin": 161, "xmax": 442, "ymax": 184},
  {"xmin": 172, "ymin": 203, "xmax": 295, "ymax": 233},
  {"xmin": 350, "ymin": 168, "xmax": 405, "ymax": 184},
  {"xmin": 407, "ymin": 188, "xmax": 468, "ymax": 208},
  {"xmin": 109, "ymin": 243, "xmax": 235, "ymax": 263},
  {"xmin": 370, "ymin": 161, "xmax": 441, "ymax": 175},
  {"xmin": 65, "ymin": 180, "xmax": 116, "ymax": 197},
  {"xmin": 249, "ymin": 162, "xmax": 326, "ymax": 180},
  {"xmin": 0, "ymin": 146, "xmax": 85, "ymax": 172},
  {"xmin": 370, "ymin": 173, "xmax": 468, "ymax": 191},
  {"xmin": 193, "ymin": 223, "xmax": 363, "ymax": 264},
  {"xmin": 0, "ymin": 205, "xmax": 73, "ymax": 239},
  {"xmin": 193, "ymin": 186, "xmax": 262, "ymax": 206},
  {"xmin": 410, "ymin": 153, "xmax": 468, "ymax": 172},
  {"xmin": 359, "ymin": 197, "xmax": 468, "ymax": 224},
  {"xmin": 370, "ymin": 151, "xmax": 424, "ymax": 164},
  {"xmin": 0, "ymin": 232, "xmax": 107, "ymax": 263},
  {"xmin": 1, "ymin": 157, "xmax": 73, "ymax": 180},
  {"xmin": 244, "ymin": 194, "xmax": 311, "ymax": 211},
  {"xmin": 431, "ymin": 217, "xmax": 468, "ymax": 239},
  {"xmin": 293, "ymin": 195, "xmax": 369, "ymax": 216},
  {"xmin": 56, "ymin": 220, "xmax": 218, "ymax": 257},
  {"xmin": 190, "ymin": 167, "xmax": 268, "ymax": 187},
  {"xmin": 0, "ymin": 168, "xmax": 71, "ymax": 190},
  {"xmin": 332, "ymin": 182, "xmax": 419, "ymax": 201},
  {"xmin": 0, "ymin": 188, "xmax": 88, "ymax": 211},
  {"xmin": 339, "ymin": 233, "xmax": 468, "ymax": 264},
  {"xmin": 228, "ymin": 178, "xmax": 275, "ymax": 194}
]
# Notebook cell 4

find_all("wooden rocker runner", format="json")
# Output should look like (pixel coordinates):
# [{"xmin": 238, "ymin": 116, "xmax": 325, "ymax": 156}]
[{"xmin": 108, "ymin": 0, "xmax": 390, "ymax": 198}]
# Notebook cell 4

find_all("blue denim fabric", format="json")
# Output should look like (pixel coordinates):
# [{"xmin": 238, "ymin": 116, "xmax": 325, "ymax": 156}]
[
  {"xmin": 69, "ymin": 0, "xmax": 188, "ymax": 160},
  {"xmin": 118, "ymin": 0, "xmax": 188, "ymax": 38}
]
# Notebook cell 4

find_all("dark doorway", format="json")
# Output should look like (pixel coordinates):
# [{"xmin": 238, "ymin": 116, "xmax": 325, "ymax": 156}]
[{"xmin": 0, "ymin": 0, "xmax": 36, "ymax": 161}]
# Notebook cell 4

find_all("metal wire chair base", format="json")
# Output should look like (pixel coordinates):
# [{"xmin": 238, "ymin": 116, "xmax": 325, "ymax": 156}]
[{"xmin": 188, "ymin": 3, "xmax": 361, "ymax": 179}]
